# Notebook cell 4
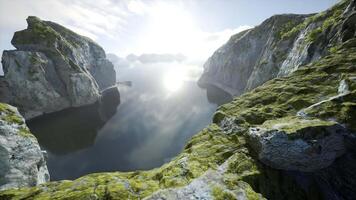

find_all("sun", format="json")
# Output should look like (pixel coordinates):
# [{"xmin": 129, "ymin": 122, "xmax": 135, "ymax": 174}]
[{"xmin": 163, "ymin": 68, "xmax": 186, "ymax": 92}]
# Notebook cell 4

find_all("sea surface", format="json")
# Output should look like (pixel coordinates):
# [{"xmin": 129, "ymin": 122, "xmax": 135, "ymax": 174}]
[{"xmin": 27, "ymin": 62, "xmax": 232, "ymax": 180}]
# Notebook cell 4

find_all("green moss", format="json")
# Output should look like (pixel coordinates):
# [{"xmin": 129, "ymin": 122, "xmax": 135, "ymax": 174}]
[
  {"xmin": 304, "ymin": 92, "xmax": 356, "ymax": 131},
  {"xmin": 277, "ymin": 20, "xmax": 304, "ymax": 40},
  {"xmin": 0, "ymin": 103, "xmax": 24, "ymax": 125},
  {"xmin": 260, "ymin": 116, "xmax": 338, "ymax": 139},
  {"xmin": 11, "ymin": 17, "xmax": 62, "ymax": 50},
  {"xmin": 280, "ymin": 0, "xmax": 348, "ymax": 41},
  {"xmin": 1, "ymin": 8, "xmax": 355, "ymax": 199},
  {"xmin": 3, "ymin": 115, "xmax": 23, "ymax": 125},
  {"xmin": 243, "ymin": 182, "xmax": 264, "ymax": 200},
  {"xmin": 211, "ymin": 185, "xmax": 236, "ymax": 200},
  {"xmin": 306, "ymin": 27, "xmax": 322, "ymax": 43},
  {"xmin": 212, "ymin": 111, "xmax": 227, "ymax": 124},
  {"xmin": 18, "ymin": 127, "xmax": 35, "ymax": 138},
  {"xmin": 261, "ymin": 116, "xmax": 336, "ymax": 134},
  {"xmin": 0, "ymin": 103, "xmax": 12, "ymax": 113}
]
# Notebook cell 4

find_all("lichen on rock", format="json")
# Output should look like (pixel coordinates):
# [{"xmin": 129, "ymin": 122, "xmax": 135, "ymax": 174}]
[
  {"xmin": 247, "ymin": 116, "xmax": 347, "ymax": 172},
  {"xmin": 0, "ymin": 103, "xmax": 49, "ymax": 191},
  {"xmin": 1, "ymin": 16, "xmax": 116, "ymax": 119}
]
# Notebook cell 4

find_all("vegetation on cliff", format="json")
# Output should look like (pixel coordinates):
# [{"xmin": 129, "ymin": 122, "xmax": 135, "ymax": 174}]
[
  {"xmin": 1, "ymin": 0, "xmax": 355, "ymax": 199},
  {"xmin": 1, "ymin": 23, "xmax": 355, "ymax": 200}
]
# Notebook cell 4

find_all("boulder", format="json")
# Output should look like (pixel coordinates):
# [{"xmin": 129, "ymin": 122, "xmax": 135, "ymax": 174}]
[
  {"xmin": 247, "ymin": 116, "xmax": 347, "ymax": 172},
  {"xmin": 0, "ymin": 103, "xmax": 49, "ymax": 190}
]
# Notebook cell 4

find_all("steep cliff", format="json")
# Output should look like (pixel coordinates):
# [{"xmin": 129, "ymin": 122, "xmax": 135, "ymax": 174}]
[
  {"xmin": 199, "ymin": 0, "xmax": 354, "ymax": 96},
  {"xmin": 1, "ymin": 16, "xmax": 116, "ymax": 119},
  {"xmin": 0, "ymin": 0, "xmax": 355, "ymax": 198},
  {"xmin": 0, "ymin": 103, "xmax": 49, "ymax": 191}
]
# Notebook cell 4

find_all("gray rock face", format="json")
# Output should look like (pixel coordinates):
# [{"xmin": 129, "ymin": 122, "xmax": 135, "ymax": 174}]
[
  {"xmin": 199, "ymin": 0, "xmax": 354, "ymax": 96},
  {"xmin": 0, "ymin": 103, "xmax": 49, "ymax": 190},
  {"xmin": 1, "ymin": 16, "xmax": 116, "ymax": 119},
  {"xmin": 247, "ymin": 117, "xmax": 347, "ymax": 172},
  {"xmin": 144, "ymin": 157, "xmax": 264, "ymax": 200}
]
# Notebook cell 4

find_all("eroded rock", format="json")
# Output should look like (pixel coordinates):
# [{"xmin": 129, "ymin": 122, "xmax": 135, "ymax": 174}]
[
  {"xmin": 0, "ymin": 103, "xmax": 49, "ymax": 190},
  {"xmin": 247, "ymin": 117, "xmax": 347, "ymax": 172},
  {"xmin": 1, "ymin": 16, "xmax": 116, "ymax": 119}
]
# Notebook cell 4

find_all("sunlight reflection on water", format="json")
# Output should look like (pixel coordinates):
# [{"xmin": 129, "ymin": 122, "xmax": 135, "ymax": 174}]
[{"xmin": 28, "ymin": 62, "xmax": 231, "ymax": 180}]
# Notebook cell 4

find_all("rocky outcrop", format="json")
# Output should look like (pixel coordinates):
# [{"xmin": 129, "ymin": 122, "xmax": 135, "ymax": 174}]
[
  {"xmin": 2, "ymin": 34, "xmax": 355, "ymax": 200},
  {"xmin": 0, "ymin": 103, "xmax": 49, "ymax": 190},
  {"xmin": 0, "ymin": 1, "xmax": 355, "ymax": 199},
  {"xmin": 248, "ymin": 117, "xmax": 347, "ymax": 172},
  {"xmin": 145, "ymin": 157, "xmax": 263, "ymax": 200},
  {"xmin": 1, "ymin": 16, "xmax": 116, "ymax": 119},
  {"xmin": 199, "ymin": 0, "xmax": 354, "ymax": 96}
]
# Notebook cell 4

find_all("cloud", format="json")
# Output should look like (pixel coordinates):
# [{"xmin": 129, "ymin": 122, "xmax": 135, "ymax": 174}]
[
  {"xmin": 127, "ymin": 0, "xmax": 148, "ymax": 15},
  {"xmin": 106, "ymin": 53, "xmax": 131, "ymax": 68},
  {"xmin": 0, "ymin": 0, "xmax": 252, "ymax": 74},
  {"xmin": 0, "ymin": 0, "xmax": 128, "ymax": 40},
  {"xmin": 128, "ymin": 53, "xmax": 186, "ymax": 63}
]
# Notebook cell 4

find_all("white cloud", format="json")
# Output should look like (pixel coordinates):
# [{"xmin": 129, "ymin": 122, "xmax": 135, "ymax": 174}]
[
  {"xmin": 127, "ymin": 0, "xmax": 148, "ymax": 15},
  {"xmin": 0, "ymin": 0, "xmax": 251, "ymax": 67},
  {"xmin": 0, "ymin": 0, "xmax": 128, "ymax": 40}
]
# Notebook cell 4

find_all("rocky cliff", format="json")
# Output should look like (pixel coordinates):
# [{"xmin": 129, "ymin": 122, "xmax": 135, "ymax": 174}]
[
  {"xmin": 0, "ymin": 16, "xmax": 116, "ymax": 119},
  {"xmin": 0, "ymin": 1, "xmax": 355, "ymax": 199},
  {"xmin": 199, "ymin": 0, "xmax": 355, "ymax": 96},
  {"xmin": 0, "ymin": 103, "xmax": 49, "ymax": 191}
]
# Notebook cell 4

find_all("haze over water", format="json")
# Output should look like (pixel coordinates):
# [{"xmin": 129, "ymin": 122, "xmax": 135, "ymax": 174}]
[{"xmin": 28, "ymin": 62, "xmax": 231, "ymax": 180}]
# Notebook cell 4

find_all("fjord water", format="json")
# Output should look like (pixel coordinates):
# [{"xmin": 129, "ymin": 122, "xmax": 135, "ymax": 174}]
[{"xmin": 27, "ymin": 62, "xmax": 232, "ymax": 181}]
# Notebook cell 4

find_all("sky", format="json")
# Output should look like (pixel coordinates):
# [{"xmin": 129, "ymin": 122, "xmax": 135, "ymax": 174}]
[{"xmin": 0, "ymin": 0, "xmax": 339, "ymax": 73}]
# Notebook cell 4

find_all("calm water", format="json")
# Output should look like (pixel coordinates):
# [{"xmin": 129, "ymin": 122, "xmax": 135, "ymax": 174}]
[{"xmin": 27, "ymin": 62, "xmax": 232, "ymax": 181}]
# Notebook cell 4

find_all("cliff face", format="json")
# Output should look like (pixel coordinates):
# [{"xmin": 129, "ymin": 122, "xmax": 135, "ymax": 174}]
[
  {"xmin": 199, "ymin": 0, "xmax": 354, "ymax": 96},
  {"xmin": 0, "ymin": 1, "xmax": 355, "ymax": 199},
  {"xmin": 0, "ymin": 103, "xmax": 49, "ymax": 191},
  {"xmin": 1, "ymin": 16, "xmax": 116, "ymax": 119}
]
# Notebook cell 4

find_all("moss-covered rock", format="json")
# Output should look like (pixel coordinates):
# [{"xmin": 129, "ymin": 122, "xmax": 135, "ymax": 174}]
[
  {"xmin": 0, "ymin": 103, "xmax": 49, "ymax": 191},
  {"xmin": 1, "ymin": 0, "xmax": 356, "ymax": 199},
  {"xmin": 2, "ymin": 16, "xmax": 116, "ymax": 119}
]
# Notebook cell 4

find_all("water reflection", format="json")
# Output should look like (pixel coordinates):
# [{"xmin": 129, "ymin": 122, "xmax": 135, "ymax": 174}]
[
  {"xmin": 28, "ymin": 103, "xmax": 105, "ymax": 155},
  {"xmin": 28, "ymin": 87, "xmax": 120, "ymax": 155},
  {"xmin": 27, "ymin": 62, "xmax": 231, "ymax": 181}
]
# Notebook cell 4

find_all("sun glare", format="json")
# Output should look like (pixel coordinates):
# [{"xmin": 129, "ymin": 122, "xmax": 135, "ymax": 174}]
[
  {"xmin": 163, "ymin": 68, "xmax": 187, "ymax": 92},
  {"xmin": 141, "ymin": 3, "xmax": 199, "ymax": 55}
]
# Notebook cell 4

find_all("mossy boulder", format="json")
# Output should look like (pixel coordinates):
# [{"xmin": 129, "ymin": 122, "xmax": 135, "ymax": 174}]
[
  {"xmin": 247, "ymin": 116, "xmax": 347, "ymax": 172},
  {"xmin": 0, "ymin": 103, "xmax": 49, "ymax": 191}
]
